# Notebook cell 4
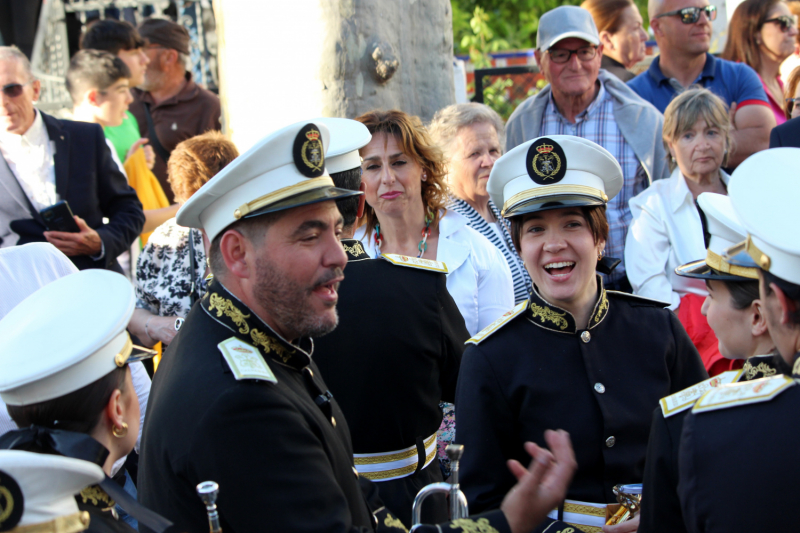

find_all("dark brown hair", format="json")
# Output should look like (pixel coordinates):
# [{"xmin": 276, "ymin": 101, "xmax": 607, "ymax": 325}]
[
  {"xmin": 581, "ymin": 0, "xmax": 638, "ymax": 34},
  {"xmin": 762, "ymin": 270, "xmax": 800, "ymax": 325},
  {"xmin": 65, "ymin": 49, "xmax": 131, "ymax": 105},
  {"xmin": 168, "ymin": 131, "xmax": 239, "ymax": 203},
  {"xmin": 355, "ymin": 110, "xmax": 449, "ymax": 239},
  {"xmin": 7, "ymin": 367, "xmax": 127, "ymax": 435},
  {"xmin": 80, "ymin": 19, "xmax": 145, "ymax": 55},
  {"xmin": 509, "ymin": 205, "xmax": 609, "ymax": 253},
  {"xmin": 722, "ymin": 0, "xmax": 783, "ymax": 73}
]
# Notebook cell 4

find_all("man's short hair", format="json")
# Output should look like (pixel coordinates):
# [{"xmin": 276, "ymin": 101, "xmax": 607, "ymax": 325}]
[
  {"xmin": 80, "ymin": 19, "xmax": 145, "ymax": 55},
  {"xmin": 0, "ymin": 46, "xmax": 34, "ymax": 81},
  {"xmin": 330, "ymin": 167, "xmax": 362, "ymax": 228},
  {"xmin": 763, "ymin": 270, "xmax": 800, "ymax": 326},
  {"xmin": 66, "ymin": 49, "xmax": 131, "ymax": 105},
  {"xmin": 207, "ymin": 212, "xmax": 286, "ymax": 277}
]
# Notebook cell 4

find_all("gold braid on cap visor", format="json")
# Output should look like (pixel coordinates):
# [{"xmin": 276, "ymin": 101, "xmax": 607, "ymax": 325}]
[
  {"xmin": 114, "ymin": 334, "xmax": 158, "ymax": 367},
  {"xmin": 705, "ymin": 250, "xmax": 759, "ymax": 279},
  {"xmin": 745, "ymin": 235, "xmax": 772, "ymax": 271},
  {"xmin": 501, "ymin": 184, "xmax": 608, "ymax": 216},
  {"xmin": 233, "ymin": 177, "xmax": 334, "ymax": 219}
]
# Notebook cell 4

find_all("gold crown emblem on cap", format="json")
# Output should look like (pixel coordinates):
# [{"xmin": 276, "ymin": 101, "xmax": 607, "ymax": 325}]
[
  {"xmin": 536, "ymin": 143, "xmax": 554, "ymax": 154},
  {"xmin": 305, "ymin": 130, "xmax": 320, "ymax": 142}
]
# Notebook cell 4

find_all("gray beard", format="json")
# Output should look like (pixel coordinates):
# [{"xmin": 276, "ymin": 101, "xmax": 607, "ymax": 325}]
[
  {"xmin": 139, "ymin": 67, "xmax": 168, "ymax": 93},
  {"xmin": 253, "ymin": 255, "xmax": 340, "ymax": 340}
]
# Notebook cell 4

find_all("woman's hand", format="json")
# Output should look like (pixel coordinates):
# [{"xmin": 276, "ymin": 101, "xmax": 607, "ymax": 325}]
[
  {"xmin": 126, "ymin": 138, "xmax": 156, "ymax": 170},
  {"xmin": 146, "ymin": 315, "xmax": 181, "ymax": 345},
  {"xmin": 500, "ymin": 430, "xmax": 577, "ymax": 533},
  {"xmin": 603, "ymin": 512, "xmax": 640, "ymax": 532}
]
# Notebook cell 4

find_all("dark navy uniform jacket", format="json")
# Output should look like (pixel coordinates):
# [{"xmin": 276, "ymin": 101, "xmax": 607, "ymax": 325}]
[
  {"xmin": 139, "ymin": 278, "xmax": 509, "ymax": 533},
  {"xmin": 456, "ymin": 279, "xmax": 707, "ymax": 531},
  {"xmin": 639, "ymin": 353, "xmax": 790, "ymax": 533},
  {"xmin": 313, "ymin": 240, "xmax": 468, "ymax": 526},
  {"xmin": 678, "ymin": 353, "xmax": 800, "ymax": 533}
]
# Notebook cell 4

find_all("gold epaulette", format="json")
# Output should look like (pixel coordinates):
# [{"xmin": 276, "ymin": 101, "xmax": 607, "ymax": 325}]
[
  {"xmin": 466, "ymin": 301, "xmax": 528, "ymax": 345},
  {"xmin": 659, "ymin": 370, "xmax": 743, "ymax": 417},
  {"xmin": 692, "ymin": 375, "xmax": 795, "ymax": 414},
  {"xmin": 380, "ymin": 253, "xmax": 448, "ymax": 273}
]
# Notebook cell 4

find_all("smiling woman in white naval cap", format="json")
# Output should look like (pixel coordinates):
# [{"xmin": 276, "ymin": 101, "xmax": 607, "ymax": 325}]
[
  {"xmin": 677, "ymin": 147, "xmax": 800, "ymax": 533},
  {"xmin": 0, "ymin": 269, "xmax": 173, "ymax": 533},
  {"xmin": 455, "ymin": 135, "xmax": 708, "ymax": 533},
  {"xmin": 639, "ymin": 192, "xmax": 784, "ymax": 533}
]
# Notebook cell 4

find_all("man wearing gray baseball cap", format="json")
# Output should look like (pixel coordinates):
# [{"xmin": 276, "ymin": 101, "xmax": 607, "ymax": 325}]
[{"xmin": 504, "ymin": 5, "xmax": 669, "ymax": 294}]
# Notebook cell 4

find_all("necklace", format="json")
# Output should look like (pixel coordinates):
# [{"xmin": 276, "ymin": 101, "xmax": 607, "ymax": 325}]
[{"xmin": 374, "ymin": 210, "xmax": 434, "ymax": 258}]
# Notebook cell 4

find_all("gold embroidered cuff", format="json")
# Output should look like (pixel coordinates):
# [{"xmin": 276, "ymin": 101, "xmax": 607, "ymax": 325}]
[{"xmin": 10, "ymin": 512, "xmax": 90, "ymax": 533}]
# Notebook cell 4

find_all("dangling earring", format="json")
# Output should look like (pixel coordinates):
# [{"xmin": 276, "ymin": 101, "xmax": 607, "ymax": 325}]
[{"xmin": 112, "ymin": 422, "xmax": 128, "ymax": 438}]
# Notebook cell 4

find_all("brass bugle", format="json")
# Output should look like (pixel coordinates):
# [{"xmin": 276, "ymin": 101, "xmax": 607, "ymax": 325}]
[
  {"xmin": 605, "ymin": 483, "xmax": 643, "ymax": 526},
  {"xmin": 197, "ymin": 481, "xmax": 222, "ymax": 533},
  {"xmin": 410, "ymin": 444, "xmax": 469, "ymax": 532}
]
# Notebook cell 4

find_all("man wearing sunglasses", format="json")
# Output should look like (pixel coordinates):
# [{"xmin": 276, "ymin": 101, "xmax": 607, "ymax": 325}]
[
  {"xmin": 0, "ymin": 46, "xmax": 144, "ymax": 272},
  {"xmin": 628, "ymin": 0, "xmax": 776, "ymax": 167},
  {"xmin": 506, "ymin": 6, "xmax": 670, "ymax": 295}
]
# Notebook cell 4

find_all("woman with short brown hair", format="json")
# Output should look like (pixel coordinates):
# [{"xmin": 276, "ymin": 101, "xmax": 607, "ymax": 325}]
[{"xmin": 129, "ymin": 131, "xmax": 239, "ymax": 351}]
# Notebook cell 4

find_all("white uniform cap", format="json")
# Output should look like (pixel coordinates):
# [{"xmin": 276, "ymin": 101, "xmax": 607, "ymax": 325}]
[
  {"xmin": 0, "ymin": 270, "xmax": 152, "ymax": 406},
  {"xmin": 536, "ymin": 6, "xmax": 601, "ymax": 51},
  {"xmin": 177, "ymin": 120, "xmax": 363, "ymax": 242},
  {"xmin": 723, "ymin": 148, "xmax": 800, "ymax": 285},
  {"xmin": 488, "ymin": 135, "xmax": 623, "ymax": 218},
  {"xmin": 675, "ymin": 193, "xmax": 757, "ymax": 280},
  {"xmin": 0, "ymin": 450, "xmax": 103, "ymax": 530},
  {"xmin": 313, "ymin": 118, "xmax": 372, "ymax": 174}
]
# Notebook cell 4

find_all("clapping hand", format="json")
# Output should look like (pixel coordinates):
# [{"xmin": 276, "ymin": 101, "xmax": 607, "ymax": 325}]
[{"xmin": 500, "ymin": 429, "xmax": 577, "ymax": 533}]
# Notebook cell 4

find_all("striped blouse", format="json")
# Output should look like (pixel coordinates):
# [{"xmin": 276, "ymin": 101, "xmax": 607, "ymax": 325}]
[{"xmin": 447, "ymin": 196, "xmax": 531, "ymax": 303}]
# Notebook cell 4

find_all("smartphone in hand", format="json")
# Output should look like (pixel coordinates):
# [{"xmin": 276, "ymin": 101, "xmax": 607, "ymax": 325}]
[{"xmin": 40, "ymin": 200, "xmax": 81, "ymax": 233}]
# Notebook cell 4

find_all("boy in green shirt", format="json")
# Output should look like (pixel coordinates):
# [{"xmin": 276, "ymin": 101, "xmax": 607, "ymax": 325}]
[{"xmin": 80, "ymin": 19, "xmax": 153, "ymax": 167}]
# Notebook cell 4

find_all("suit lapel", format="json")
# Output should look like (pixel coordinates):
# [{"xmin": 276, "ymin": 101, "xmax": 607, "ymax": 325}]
[
  {"xmin": 0, "ymin": 147, "xmax": 46, "ymax": 223},
  {"xmin": 41, "ymin": 112, "xmax": 70, "ymax": 197}
]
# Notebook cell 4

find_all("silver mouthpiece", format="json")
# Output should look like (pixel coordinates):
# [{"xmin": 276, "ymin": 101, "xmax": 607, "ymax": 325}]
[{"xmin": 196, "ymin": 481, "xmax": 222, "ymax": 533}]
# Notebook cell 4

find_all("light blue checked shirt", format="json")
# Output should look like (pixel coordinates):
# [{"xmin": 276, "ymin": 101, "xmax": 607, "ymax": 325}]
[{"xmin": 539, "ymin": 82, "xmax": 648, "ymax": 284}]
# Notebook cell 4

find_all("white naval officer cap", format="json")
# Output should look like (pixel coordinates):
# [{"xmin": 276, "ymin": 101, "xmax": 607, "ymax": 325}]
[
  {"xmin": 0, "ymin": 270, "xmax": 155, "ymax": 406},
  {"xmin": 488, "ymin": 135, "xmax": 623, "ymax": 218},
  {"xmin": 723, "ymin": 148, "xmax": 800, "ymax": 285},
  {"xmin": 0, "ymin": 450, "xmax": 103, "ymax": 531},
  {"xmin": 177, "ymin": 120, "xmax": 363, "ymax": 242},
  {"xmin": 675, "ymin": 193, "xmax": 758, "ymax": 281},
  {"xmin": 313, "ymin": 118, "xmax": 372, "ymax": 174}
]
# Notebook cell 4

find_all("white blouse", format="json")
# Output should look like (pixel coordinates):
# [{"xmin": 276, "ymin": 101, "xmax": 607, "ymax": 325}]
[
  {"xmin": 356, "ymin": 209, "xmax": 515, "ymax": 336},
  {"xmin": 625, "ymin": 168, "xmax": 730, "ymax": 310}
]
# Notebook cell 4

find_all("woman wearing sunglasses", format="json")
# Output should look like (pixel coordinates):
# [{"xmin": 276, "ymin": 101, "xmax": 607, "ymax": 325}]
[{"xmin": 723, "ymin": 0, "xmax": 799, "ymax": 125}]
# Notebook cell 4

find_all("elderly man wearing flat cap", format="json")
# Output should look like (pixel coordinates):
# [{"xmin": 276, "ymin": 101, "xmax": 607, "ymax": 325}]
[
  {"xmin": 128, "ymin": 18, "xmax": 221, "ymax": 202},
  {"xmin": 505, "ymin": 5, "xmax": 669, "ymax": 294},
  {"xmin": 137, "ymin": 120, "xmax": 578, "ymax": 533}
]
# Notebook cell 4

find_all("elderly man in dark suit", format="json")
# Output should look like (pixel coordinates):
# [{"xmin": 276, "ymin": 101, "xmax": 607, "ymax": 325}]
[
  {"xmin": 769, "ymin": 116, "xmax": 800, "ymax": 148},
  {"xmin": 0, "ymin": 46, "xmax": 143, "ymax": 272}
]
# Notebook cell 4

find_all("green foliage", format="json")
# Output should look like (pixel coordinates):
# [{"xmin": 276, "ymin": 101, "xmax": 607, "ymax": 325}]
[{"xmin": 452, "ymin": 0, "xmax": 650, "ymax": 55}]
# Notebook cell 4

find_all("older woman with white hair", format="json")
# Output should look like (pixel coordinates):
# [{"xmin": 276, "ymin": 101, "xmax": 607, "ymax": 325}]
[{"xmin": 429, "ymin": 103, "xmax": 530, "ymax": 303}]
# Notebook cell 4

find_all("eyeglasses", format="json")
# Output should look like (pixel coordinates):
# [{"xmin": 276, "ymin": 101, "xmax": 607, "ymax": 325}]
[
  {"xmin": 763, "ymin": 14, "xmax": 798, "ymax": 32},
  {"xmin": 1, "ymin": 81, "xmax": 31, "ymax": 98},
  {"xmin": 786, "ymin": 96, "xmax": 800, "ymax": 114},
  {"xmin": 655, "ymin": 5, "xmax": 717, "ymax": 24},
  {"xmin": 547, "ymin": 46, "xmax": 599, "ymax": 64}
]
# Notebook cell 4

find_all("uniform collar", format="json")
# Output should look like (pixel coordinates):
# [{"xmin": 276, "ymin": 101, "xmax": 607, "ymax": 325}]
[
  {"xmin": 200, "ymin": 279, "xmax": 313, "ymax": 370},
  {"xmin": 526, "ymin": 276, "xmax": 609, "ymax": 334},
  {"xmin": 341, "ymin": 238, "xmax": 370, "ymax": 261}
]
